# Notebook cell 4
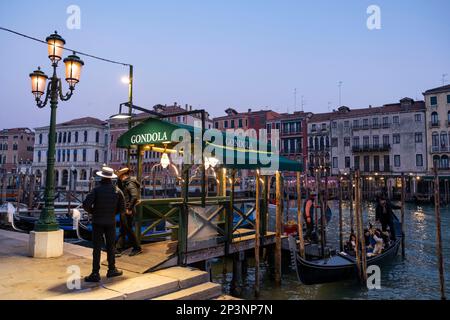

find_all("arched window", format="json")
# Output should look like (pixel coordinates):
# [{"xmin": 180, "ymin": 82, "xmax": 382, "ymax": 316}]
[
  {"xmin": 37, "ymin": 151, "xmax": 41, "ymax": 163},
  {"xmin": 441, "ymin": 132, "xmax": 448, "ymax": 148},
  {"xmin": 95, "ymin": 131, "xmax": 100, "ymax": 143},
  {"xmin": 431, "ymin": 112, "xmax": 439, "ymax": 125},
  {"xmin": 433, "ymin": 155, "xmax": 440, "ymax": 169},
  {"xmin": 447, "ymin": 111, "xmax": 450, "ymax": 124},
  {"xmin": 442, "ymin": 155, "xmax": 449, "ymax": 170},
  {"xmin": 63, "ymin": 132, "xmax": 67, "ymax": 143},
  {"xmin": 95, "ymin": 150, "xmax": 99, "ymax": 162},
  {"xmin": 58, "ymin": 132, "xmax": 62, "ymax": 143},
  {"xmin": 432, "ymin": 132, "xmax": 439, "ymax": 147},
  {"xmin": 84, "ymin": 131, "xmax": 88, "ymax": 142},
  {"xmin": 62, "ymin": 170, "xmax": 69, "ymax": 186},
  {"xmin": 81, "ymin": 169, "xmax": 87, "ymax": 180},
  {"xmin": 68, "ymin": 132, "xmax": 71, "ymax": 143},
  {"xmin": 75, "ymin": 132, "xmax": 79, "ymax": 143},
  {"xmin": 39, "ymin": 133, "xmax": 43, "ymax": 144}
]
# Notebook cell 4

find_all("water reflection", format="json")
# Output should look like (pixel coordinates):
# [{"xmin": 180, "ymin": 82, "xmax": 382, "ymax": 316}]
[{"xmin": 212, "ymin": 201, "xmax": 450, "ymax": 300}]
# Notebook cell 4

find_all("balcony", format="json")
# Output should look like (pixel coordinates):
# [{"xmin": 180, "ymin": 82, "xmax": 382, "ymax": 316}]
[
  {"xmin": 352, "ymin": 144, "xmax": 391, "ymax": 153},
  {"xmin": 430, "ymin": 145, "xmax": 450, "ymax": 153},
  {"xmin": 309, "ymin": 146, "xmax": 330, "ymax": 153},
  {"xmin": 430, "ymin": 121, "xmax": 440, "ymax": 128}
]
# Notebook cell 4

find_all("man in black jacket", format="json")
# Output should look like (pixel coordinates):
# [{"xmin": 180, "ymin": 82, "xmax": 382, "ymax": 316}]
[
  {"xmin": 116, "ymin": 167, "xmax": 142, "ymax": 256},
  {"xmin": 82, "ymin": 167, "xmax": 125, "ymax": 282},
  {"xmin": 375, "ymin": 195, "xmax": 401, "ymax": 241}
]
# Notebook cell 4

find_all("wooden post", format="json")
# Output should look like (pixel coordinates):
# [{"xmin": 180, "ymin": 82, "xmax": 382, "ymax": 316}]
[
  {"xmin": 135, "ymin": 146, "xmax": 144, "ymax": 245},
  {"xmin": 401, "ymin": 173, "xmax": 406, "ymax": 258},
  {"xmin": 358, "ymin": 172, "xmax": 367, "ymax": 283},
  {"xmin": 354, "ymin": 171, "xmax": 363, "ymax": 282},
  {"xmin": 320, "ymin": 175, "xmax": 327, "ymax": 257},
  {"xmin": 262, "ymin": 175, "xmax": 269, "ymax": 236},
  {"xmin": 297, "ymin": 172, "xmax": 305, "ymax": 258},
  {"xmin": 221, "ymin": 168, "xmax": 227, "ymax": 197},
  {"xmin": 314, "ymin": 170, "xmax": 319, "ymax": 228},
  {"xmin": 338, "ymin": 174, "xmax": 344, "ymax": 252},
  {"xmin": 254, "ymin": 170, "xmax": 261, "ymax": 297},
  {"xmin": 275, "ymin": 171, "xmax": 282, "ymax": 286},
  {"xmin": 433, "ymin": 167, "xmax": 446, "ymax": 300},
  {"xmin": 349, "ymin": 172, "xmax": 355, "ymax": 233}
]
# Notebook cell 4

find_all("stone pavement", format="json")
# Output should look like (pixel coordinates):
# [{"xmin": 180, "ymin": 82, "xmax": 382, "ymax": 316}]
[{"xmin": 0, "ymin": 229, "xmax": 224, "ymax": 300}]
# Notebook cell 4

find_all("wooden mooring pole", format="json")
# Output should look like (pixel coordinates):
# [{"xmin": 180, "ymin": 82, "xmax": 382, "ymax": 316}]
[
  {"xmin": 254, "ymin": 170, "xmax": 261, "ymax": 297},
  {"xmin": 401, "ymin": 173, "xmax": 406, "ymax": 258},
  {"xmin": 338, "ymin": 174, "xmax": 344, "ymax": 252},
  {"xmin": 297, "ymin": 172, "xmax": 305, "ymax": 258},
  {"xmin": 433, "ymin": 167, "xmax": 446, "ymax": 300},
  {"xmin": 275, "ymin": 171, "xmax": 282, "ymax": 286},
  {"xmin": 354, "ymin": 171, "xmax": 362, "ymax": 282}
]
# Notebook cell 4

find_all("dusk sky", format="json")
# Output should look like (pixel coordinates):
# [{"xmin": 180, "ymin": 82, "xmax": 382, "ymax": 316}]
[{"xmin": 0, "ymin": 0, "xmax": 449, "ymax": 129}]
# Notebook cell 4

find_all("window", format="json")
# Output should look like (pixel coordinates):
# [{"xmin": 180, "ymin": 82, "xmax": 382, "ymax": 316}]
[
  {"xmin": 332, "ymin": 157, "xmax": 338, "ymax": 168},
  {"xmin": 84, "ymin": 131, "xmax": 88, "ymax": 142},
  {"xmin": 63, "ymin": 132, "xmax": 67, "ymax": 143},
  {"xmin": 95, "ymin": 150, "xmax": 99, "ymax": 162},
  {"xmin": 372, "ymin": 118, "xmax": 379, "ymax": 127},
  {"xmin": 58, "ymin": 132, "xmax": 62, "ymax": 143},
  {"xmin": 73, "ymin": 150, "xmax": 77, "ymax": 162},
  {"xmin": 62, "ymin": 149, "xmax": 66, "ymax": 162},
  {"xmin": 393, "ymin": 134, "xmax": 400, "ymax": 144},
  {"xmin": 82, "ymin": 149, "xmax": 87, "ymax": 162},
  {"xmin": 447, "ymin": 95, "xmax": 450, "ymax": 104},
  {"xmin": 224, "ymin": 120, "xmax": 228, "ymax": 128},
  {"xmin": 393, "ymin": 116, "xmax": 399, "ymax": 124},
  {"xmin": 430, "ymin": 96, "xmax": 437, "ymax": 106},
  {"xmin": 354, "ymin": 156, "xmax": 360, "ymax": 170},
  {"xmin": 66, "ymin": 150, "xmax": 70, "ymax": 162},
  {"xmin": 363, "ymin": 136, "xmax": 369, "ymax": 148},
  {"xmin": 231, "ymin": 120, "xmax": 235, "ymax": 128},
  {"xmin": 448, "ymin": 111, "xmax": 450, "ymax": 124},
  {"xmin": 384, "ymin": 155, "xmax": 390, "ymax": 172},
  {"xmin": 75, "ymin": 132, "xmax": 78, "ymax": 143},
  {"xmin": 344, "ymin": 137, "xmax": 350, "ymax": 147},
  {"xmin": 95, "ymin": 132, "xmax": 100, "ymax": 143},
  {"xmin": 442, "ymin": 155, "xmax": 449, "ymax": 169},
  {"xmin": 312, "ymin": 124, "xmax": 316, "ymax": 131},
  {"xmin": 344, "ymin": 121, "xmax": 349, "ymax": 128},
  {"xmin": 13, "ymin": 144, "xmax": 17, "ymax": 150},
  {"xmin": 432, "ymin": 132, "xmax": 439, "ymax": 147},
  {"xmin": 39, "ymin": 133, "xmax": 43, "ymax": 144},
  {"xmin": 382, "ymin": 117, "xmax": 389, "ymax": 126},
  {"xmin": 57, "ymin": 149, "xmax": 61, "ymax": 162},
  {"xmin": 373, "ymin": 135, "xmax": 379, "ymax": 147},
  {"xmin": 238, "ymin": 119, "xmax": 243, "ymax": 128},
  {"xmin": 373, "ymin": 155, "xmax": 380, "ymax": 171},
  {"xmin": 431, "ymin": 112, "xmax": 439, "ymax": 125},
  {"xmin": 415, "ymin": 132, "xmax": 423, "ymax": 143},
  {"xmin": 68, "ymin": 132, "xmax": 71, "ymax": 143},
  {"xmin": 38, "ymin": 151, "xmax": 41, "ymax": 163},
  {"xmin": 363, "ymin": 119, "xmax": 368, "ymax": 128},
  {"xmin": 345, "ymin": 156, "xmax": 350, "ymax": 168},
  {"xmin": 416, "ymin": 154, "xmax": 423, "ymax": 167},
  {"xmin": 214, "ymin": 122, "xmax": 219, "ymax": 129},
  {"xmin": 331, "ymin": 138, "xmax": 338, "ymax": 147},
  {"xmin": 353, "ymin": 119, "xmax": 359, "ymax": 128},
  {"xmin": 415, "ymin": 114, "xmax": 422, "ymax": 122},
  {"xmin": 353, "ymin": 137, "xmax": 360, "ymax": 147},
  {"xmin": 441, "ymin": 132, "xmax": 448, "ymax": 147},
  {"xmin": 332, "ymin": 121, "xmax": 337, "ymax": 129},
  {"xmin": 394, "ymin": 155, "xmax": 401, "ymax": 167},
  {"xmin": 363, "ymin": 156, "xmax": 370, "ymax": 172}
]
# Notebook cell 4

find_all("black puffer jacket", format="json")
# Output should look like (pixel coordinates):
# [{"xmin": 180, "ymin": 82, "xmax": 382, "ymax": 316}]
[
  {"xmin": 375, "ymin": 201, "xmax": 401, "ymax": 225},
  {"xmin": 82, "ymin": 179, "xmax": 126, "ymax": 225},
  {"xmin": 119, "ymin": 177, "xmax": 141, "ymax": 215}
]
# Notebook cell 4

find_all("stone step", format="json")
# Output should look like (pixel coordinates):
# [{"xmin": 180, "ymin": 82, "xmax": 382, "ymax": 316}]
[
  {"xmin": 153, "ymin": 282, "xmax": 222, "ymax": 300},
  {"xmin": 153, "ymin": 266, "xmax": 210, "ymax": 289}
]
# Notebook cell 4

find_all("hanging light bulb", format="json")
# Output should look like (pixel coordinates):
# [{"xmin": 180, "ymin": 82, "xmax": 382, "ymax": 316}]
[
  {"xmin": 161, "ymin": 153, "xmax": 170, "ymax": 169},
  {"xmin": 204, "ymin": 157, "xmax": 211, "ymax": 170},
  {"xmin": 209, "ymin": 156, "xmax": 219, "ymax": 168}
]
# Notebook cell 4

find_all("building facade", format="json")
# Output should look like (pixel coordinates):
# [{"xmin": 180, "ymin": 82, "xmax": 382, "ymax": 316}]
[
  {"xmin": 423, "ymin": 85, "xmax": 450, "ymax": 173},
  {"xmin": 328, "ymin": 99, "xmax": 427, "ymax": 176},
  {"xmin": 32, "ymin": 117, "xmax": 108, "ymax": 190},
  {"xmin": 0, "ymin": 128, "xmax": 35, "ymax": 174},
  {"xmin": 307, "ymin": 112, "xmax": 332, "ymax": 176}
]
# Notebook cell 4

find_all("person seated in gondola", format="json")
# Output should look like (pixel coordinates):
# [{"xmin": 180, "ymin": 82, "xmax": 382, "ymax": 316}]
[
  {"xmin": 345, "ymin": 233, "xmax": 357, "ymax": 255},
  {"xmin": 380, "ymin": 230, "xmax": 391, "ymax": 248},
  {"xmin": 367, "ymin": 228, "xmax": 384, "ymax": 257}
]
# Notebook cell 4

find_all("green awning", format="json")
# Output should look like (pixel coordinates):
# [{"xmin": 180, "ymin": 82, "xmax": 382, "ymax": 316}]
[{"xmin": 116, "ymin": 117, "xmax": 303, "ymax": 172}]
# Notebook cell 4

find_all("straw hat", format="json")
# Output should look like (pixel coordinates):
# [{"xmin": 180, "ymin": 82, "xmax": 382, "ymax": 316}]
[
  {"xmin": 96, "ymin": 166, "xmax": 117, "ymax": 179},
  {"xmin": 116, "ymin": 167, "xmax": 130, "ymax": 177}
]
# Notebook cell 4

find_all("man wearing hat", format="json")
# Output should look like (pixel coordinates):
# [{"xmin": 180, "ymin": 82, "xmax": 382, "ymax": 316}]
[
  {"xmin": 82, "ymin": 166, "xmax": 125, "ymax": 282},
  {"xmin": 116, "ymin": 167, "xmax": 142, "ymax": 256},
  {"xmin": 375, "ymin": 194, "xmax": 401, "ymax": 241}
]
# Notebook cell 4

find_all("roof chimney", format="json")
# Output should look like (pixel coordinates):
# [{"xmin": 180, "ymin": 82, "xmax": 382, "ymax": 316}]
[
  {"xmin": 185, "ymin": 104, "xmax": 188, "ymax": 110},
  {"xmin": 248, "ymin": 108, "xmax": 252, "ymax": 113},
  {"xmin": 189, "ymin": 105, "xmax": 192, "ymax": 111},
  {"xmin": 174, "ymin": 102, "xmax": 177, "ymax": 107}
]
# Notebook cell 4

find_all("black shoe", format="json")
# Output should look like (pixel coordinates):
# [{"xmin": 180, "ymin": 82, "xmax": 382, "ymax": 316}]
[
  {"xmin": 107, "ymin": 268, "xmax": 123, "ymax": 278},
  {"xmin": 129, "ymin": 248, "xmax": 143, "ymax": 256},
  {"xmin": 85, "ymin": 272, "xmax": 101, "ymax": 282},
  {"xmin": 115, "ymin": 249, "xmax": 123, "ymax": 257}
]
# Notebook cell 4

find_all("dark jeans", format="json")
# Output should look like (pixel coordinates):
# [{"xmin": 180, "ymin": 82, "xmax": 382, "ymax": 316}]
[
  {"xmin": 381, "ymin": 220, "xmax": 396, "ymax": 240},
  {"xmin": 305, "ymin": 222, "xmax": 314, "ymax": 241},
  {"xmin": 117, "ymin": 213, "xmax": 140, "ymax": 250},
  {"xmin": 92, "ymin": 223, "xmax": 116, "ymax": 273}
]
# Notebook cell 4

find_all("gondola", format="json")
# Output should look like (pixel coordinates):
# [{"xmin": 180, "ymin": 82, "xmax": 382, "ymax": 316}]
[{"xmin": 290, "ymin": 214, "xmax": 402, "ymax": 285}]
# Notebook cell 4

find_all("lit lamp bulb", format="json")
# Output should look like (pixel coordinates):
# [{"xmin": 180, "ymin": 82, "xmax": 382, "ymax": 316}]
[
  {"xmin": 160, "ymin": 153, "xmax": 170, "ymax": 169},
  {"xmin": 209, "ymin": 156, "xmax": 219, "ymax": 168},
  {"xmin": 204, "ymin": 157, "xmax": 211, "ymax": 170}
]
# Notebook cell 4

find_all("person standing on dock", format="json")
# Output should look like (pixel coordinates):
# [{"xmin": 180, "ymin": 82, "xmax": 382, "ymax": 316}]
[
  {"xmin": 375, "ymin": 195, "xmax": 400, "ymax": 241},
  {"xmin": 82, "ymin": 166, "xmax": 125, "ymax": 282},
  {"xmin": 116, "ymin": 167, "xmax": 142, "ymax": 256}
]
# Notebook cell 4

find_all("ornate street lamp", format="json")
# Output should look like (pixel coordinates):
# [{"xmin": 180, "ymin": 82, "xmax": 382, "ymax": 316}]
[{"xmin": 29, "ymin": 31, "xmax": 84, "ymax": 232}]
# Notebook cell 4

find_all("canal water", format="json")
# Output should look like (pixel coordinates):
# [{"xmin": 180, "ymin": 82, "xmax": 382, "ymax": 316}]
[{"xmin": 212, "ymin": 201, "xmax": 450, "ymax": 300}]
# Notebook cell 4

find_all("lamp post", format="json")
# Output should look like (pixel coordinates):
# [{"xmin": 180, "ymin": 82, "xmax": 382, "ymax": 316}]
[{"xmin": 29, "ymin": 31, "xmax": 84, "ymax": 232}]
